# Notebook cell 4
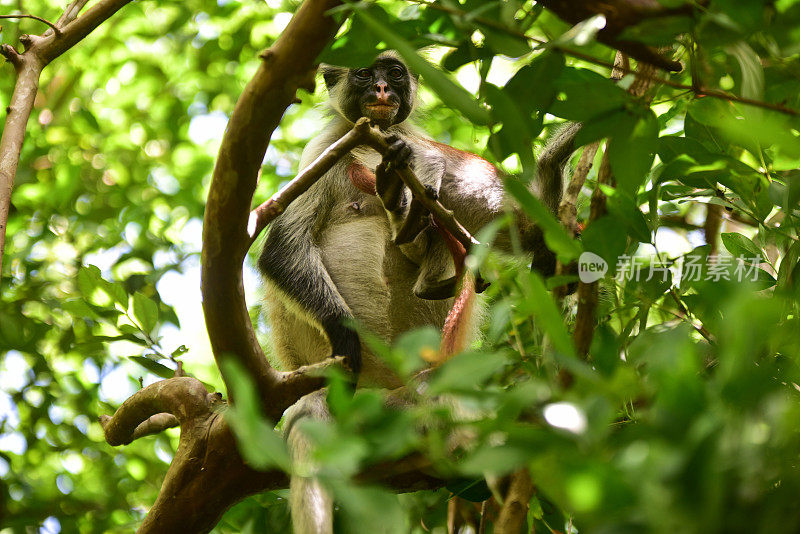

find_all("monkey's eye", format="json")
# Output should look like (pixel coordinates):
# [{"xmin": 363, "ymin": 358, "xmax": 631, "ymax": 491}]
[
  {"xmin": 354, "ymin": 69, "xmax": 371, "ymax": 80},
  {"xmin": 388, "ymin": 66, "xmax": 404, "ymax": 79}
]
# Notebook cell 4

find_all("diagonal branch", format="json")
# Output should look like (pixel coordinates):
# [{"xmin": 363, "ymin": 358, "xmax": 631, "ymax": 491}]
[
  {"xmin": 248, "ymin": 119, "xmax": 479, "ymax": 252},
  {"xmin": 54, "ymin": 0, "xmax": 92, "ymax": 29}
]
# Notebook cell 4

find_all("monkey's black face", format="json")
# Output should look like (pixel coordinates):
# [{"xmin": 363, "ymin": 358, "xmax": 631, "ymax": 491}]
[{"xmin": 335, "ymin": 57, "xmax": 415, "ymax": 128}]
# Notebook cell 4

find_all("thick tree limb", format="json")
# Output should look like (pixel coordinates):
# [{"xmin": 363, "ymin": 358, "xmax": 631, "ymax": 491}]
[
  {"xmin": 100, "ymin": 375, "xmax": 443, "ymax": 533},
  {"xmin": 201, "ymin": 0, "xmax": 345, "ymax": 420},
  {"xmin": 0, "ymin": 0, "xmax": 134, "ymax": 281},
  {"xmin": 98, "ymin": 377, "xmax": 213, "ymax": 446}
]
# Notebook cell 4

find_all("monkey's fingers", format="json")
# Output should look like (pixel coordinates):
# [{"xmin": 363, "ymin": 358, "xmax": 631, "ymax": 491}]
[
  {"xmin": 384, "ymin": 137, "xmax": 412, "ymax": 170},
  {"xmin": 475, "ymin": 275, "xmax": 490, "ymax": 293},
  {"xmin": 414, "ymin": 274, "xmax": 489, "ymax": 300}
]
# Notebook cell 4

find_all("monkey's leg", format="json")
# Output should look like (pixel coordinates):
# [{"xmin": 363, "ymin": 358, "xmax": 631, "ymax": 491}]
[
  {"xmin": 259, "ymin": 213, "xmax": 362, "ymax": 375},
  {"xmin": 285, "ymin": 390, "xmax": 334, "ymax": 534}
]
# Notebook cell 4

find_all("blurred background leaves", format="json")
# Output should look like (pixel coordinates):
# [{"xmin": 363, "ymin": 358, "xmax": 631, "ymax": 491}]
[{"xmin": 2, "ymin": 0, "xmax": 800, "ymax": 532}]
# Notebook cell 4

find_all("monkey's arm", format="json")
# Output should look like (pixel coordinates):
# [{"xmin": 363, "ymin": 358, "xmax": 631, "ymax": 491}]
[
  {"xmin": 375, "ymin": 136, "xmax": 446, "ymax": 244},
  {"xmin": 258, "ymin": 190, "xmax": 361, "ymax": 374}
]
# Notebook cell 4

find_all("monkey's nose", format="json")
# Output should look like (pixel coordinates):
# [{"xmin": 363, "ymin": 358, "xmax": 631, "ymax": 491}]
[{"xmin": 374, "ymin": 81, "xmax": 389, "ymax": 98}]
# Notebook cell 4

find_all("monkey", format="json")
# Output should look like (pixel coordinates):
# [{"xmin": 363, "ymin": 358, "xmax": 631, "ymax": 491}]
[
  {"xmin": 258, "ymin": 51, "xmax": 511, "ymax": 387},
  {"xmin": 257, "ymin": 51, "xmax": 580, "ymax": 533}
]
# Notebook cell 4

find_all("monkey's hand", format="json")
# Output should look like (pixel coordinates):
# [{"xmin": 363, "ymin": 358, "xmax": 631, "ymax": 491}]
[{"xmin": 375, "ymin": 135, "xmax": 412, "ymax": 213}]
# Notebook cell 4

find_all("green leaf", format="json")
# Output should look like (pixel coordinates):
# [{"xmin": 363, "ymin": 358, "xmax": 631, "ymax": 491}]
[
  {"xmin": 504, "ymin": 52, "xmax": 564, "ymax": 112},
  {"xmin": 106, "ymin": 282, "xmax": 129, "ymax": 309},
  {"xmin": 221, "ymin": 360, "xmax": 290, "ymax": 471},
  {"xmin": 428, "ymin": 350, "xmax": 508, "ymax": 394},
  {"xmin": 132, "ymin": 293, "xmax": 159, "ymax": 334},
  {"xmin": 129, "ymin": 356, "xmax": 174, "ymax": 378},
  {"xmin": 485, "ymin": 83, "xmax": 540, "ymax": 169},
  {"xmin": 549, "ymin": 67, "xmax": 628, "ymax": 121},
  {"xmin": 608, "ymin": 110, "xmax": 659, "ymax": 195},
  {"xmin": 517, "ymin": 271, "xmax": 576, "ymax": 358},
  {"xmin": 77, "ymin": 265, "xmax": 103, "ymax": 300},
  {"xmin": 446, "ymin": 478, "xmax": 492, "ymax": 503},
  {"xmin": 721, "ymin": 233, "xmax": 764, "ymax": 260},
  {"xmin": 581, "ymin": 216, "xmax": 628, "ymax": 270},
  {"xmin": 602, "ymin": 186, "xmax": 652, "ymax": 243},
  {"xmin": 504, "ymin": 178, "xmax": 582, "ymax": 262},
  {"xmin": 481, "ymin": 26, "xmax": 531, "ymax": 57}
]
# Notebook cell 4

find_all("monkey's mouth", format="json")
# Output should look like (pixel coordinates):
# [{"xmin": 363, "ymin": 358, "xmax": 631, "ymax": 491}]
[{"xmin": 365, "ymin": 103, "xmax": 399, "ymax": 120}]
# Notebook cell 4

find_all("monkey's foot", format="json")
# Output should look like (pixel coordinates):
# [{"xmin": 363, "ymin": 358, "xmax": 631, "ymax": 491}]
[
  {"xmin": 414, "ymin": 277, "xmax": 457, "ymax": 300},
  {"xmin": 414, "ymin": 274, "xmax": 491, "ymax": 300}
]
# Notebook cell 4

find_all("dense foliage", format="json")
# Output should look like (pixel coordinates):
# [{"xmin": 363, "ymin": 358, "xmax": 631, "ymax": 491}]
[{"xmin": 2, "ymin": 0, "xmax": 800, "ymax": 532}]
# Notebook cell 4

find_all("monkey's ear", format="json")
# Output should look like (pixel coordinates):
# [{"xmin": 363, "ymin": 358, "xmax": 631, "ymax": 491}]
[{"xmin": 320, "ymin": 65, "xmax": 347, "ymax": 91}]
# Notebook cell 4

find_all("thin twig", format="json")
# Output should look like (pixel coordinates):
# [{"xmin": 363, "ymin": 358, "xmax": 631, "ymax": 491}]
[
  {"xmin": 559, "ymin": 141, "xmax": 601, "ymax": 236},
  {"xmin": 553, "ymin": 141, "xmax": 600, "ymax": 301},
  {"xmin": 0, "ymin": 13, "xmax": 59, "ymax": 33},
  {"xmin": 668, "ymin": 288, "xmax": 716, "ymax": 344},
  {"xmin": 55, "ymin": 0, "xmax": 91, "ymax": 28},
  {"xmin": 572, "ymin": 52, "xmax": 638, "ymax": 360}
]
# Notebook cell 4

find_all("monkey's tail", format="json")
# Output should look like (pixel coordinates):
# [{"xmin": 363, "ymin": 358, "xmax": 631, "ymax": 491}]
[
  {"xmin": 440, "ymin": 270, "xmax": 476, "ymax": 360},
  {"xmin": 431, "ymin": 216, "xmax": 477, "ymax": 362},
  {"xmin": 285, "ymin": 390, "xmax": 334, "ymax": 534},
  {"xmin": 535, "ymin": 122, "xmax": 582, "ymax": 214}
]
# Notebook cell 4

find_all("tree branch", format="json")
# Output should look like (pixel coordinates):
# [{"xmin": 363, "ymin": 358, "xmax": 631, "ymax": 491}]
[
  {"xmin": 249, "ymin": 118, "xmax": 480, "ymax": 254},
  {"xmin": 98, "ymin": 377, "xmax": 215, "ymax": 446},
  {"xmin": 537, "ymin": 0, "xmax": 691, "ymax": 71},
  {"xmin": 0, "ymin": 14, "xmax": 59, "ymax": 33},
  {"xmin": 409, "ymin": 0, "xmax": 799, "ymax": 117},
  {"xmin": 201, "ymin": 0, "xmax": 345, "ymax": 419},
  {"xmin": 494, "ymin": 469, "xmax": 534, "ymax": 534},
  {"xmin": 573, "ymin": 53, "xmax": 629, "ymax": 360},
  {"xmin": 54, "ymin": 0, "xmax": 91, "ymax": 29},
  {"xmin": 101, "ymin": 375, "xmax": 443, "ymax": 533}
]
